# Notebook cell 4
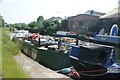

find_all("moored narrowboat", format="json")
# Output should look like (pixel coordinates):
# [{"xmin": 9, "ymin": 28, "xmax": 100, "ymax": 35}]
[
  {"xmin": 90, "ymin": 24, "xmax": 120, "ymax": 47},
  {"xmin": 12, "ymin": 35, "xmax": 72, "ymax": 72},
  {"xmin": 69, "ymin": 42, "xmax": 120, "ymax": 79}
]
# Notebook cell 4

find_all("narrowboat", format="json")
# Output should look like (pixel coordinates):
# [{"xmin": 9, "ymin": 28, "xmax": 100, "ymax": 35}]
[
  {"xmin": 69, "ymin": 42, "xmax": 120, "ymax": 79},
  {"xmin": 90, "ymin": 24, "xmax": 120, "ymax": 47},
  {"xmin": 12, "ymin": 30, "xmax": 120, "ymax": 79},
  {"xmin": 12, "ymin": 33, "xmax": 72, "ymax": 73}
]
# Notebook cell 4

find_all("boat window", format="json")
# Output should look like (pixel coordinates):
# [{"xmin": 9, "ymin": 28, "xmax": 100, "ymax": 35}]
[{"xmin": 98, "ymin": 50, "xmax": 108, "ymax": 59}]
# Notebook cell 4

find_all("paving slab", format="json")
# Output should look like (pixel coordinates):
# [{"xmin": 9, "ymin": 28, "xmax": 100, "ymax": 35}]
[{"xmin": 14, "ymin": 53, "xmax": 70, "ymax": 79}]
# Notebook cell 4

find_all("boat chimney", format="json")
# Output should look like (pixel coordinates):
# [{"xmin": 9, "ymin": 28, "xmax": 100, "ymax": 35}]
[
  {"xmin": 76, "ymin": 39, "xmax": 79, "ymax": 45},
  {"xmin": 38, "ymin": 37, "xmax": 41, "ymax": 46},
  {"xmin": 58, "ymin": 38, "xmax": 62, "ymax": 48}
]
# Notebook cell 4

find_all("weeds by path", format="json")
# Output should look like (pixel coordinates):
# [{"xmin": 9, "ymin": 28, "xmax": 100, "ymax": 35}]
[{"xmin": 2, "ymin": 29, "xmax": 28, "ymax": 78}]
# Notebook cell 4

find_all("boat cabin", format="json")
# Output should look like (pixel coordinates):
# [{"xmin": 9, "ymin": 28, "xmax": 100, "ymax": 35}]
[{"xmin": 69, "ymin": 43, "xmax": 116, "ymax": 73}]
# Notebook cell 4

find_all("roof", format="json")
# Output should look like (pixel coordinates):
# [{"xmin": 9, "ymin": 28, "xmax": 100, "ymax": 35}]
[
  {"xmin": 84, "ymin": 10, "xmax": 106, "ymax": 17},
  {"xmin": 68, "ymin": 14, "xmax": 99, "ymax": 19},
  {"xmin": 93, "ymin": 11, "xmax": 106, "ymax": 15},
  {"xmin": 100, "ymin": 7, "xmax": 120, "ymax": 19},
  {"xmin": 48, "ymin": 17, "xmax": 63, "ymax": 20}
]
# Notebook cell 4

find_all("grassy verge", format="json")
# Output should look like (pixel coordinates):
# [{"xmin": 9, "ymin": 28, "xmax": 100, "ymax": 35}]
[
  {"xmin": 0, "ymin": 28, "xmax": 2, "ymax": 78},
  {"xmin": 2, "ymin": 29, "xmax": 28, "ymax": 78}
]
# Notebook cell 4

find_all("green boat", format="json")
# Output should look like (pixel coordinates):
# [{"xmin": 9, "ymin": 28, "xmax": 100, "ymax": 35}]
[{"xmin": 12, "ymin": 37, "xmax": 71, "ymax": 71}]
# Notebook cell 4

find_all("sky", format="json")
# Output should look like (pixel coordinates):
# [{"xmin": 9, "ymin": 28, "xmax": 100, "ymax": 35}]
[{"xmin": 0, "ymin": 0, "xmax": 118, "ymax": 24}]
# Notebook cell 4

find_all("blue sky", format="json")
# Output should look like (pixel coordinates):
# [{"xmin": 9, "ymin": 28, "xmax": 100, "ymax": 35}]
[{"xmin": 0, "ymin": 0, "xmax": 118, "ymax": 24}]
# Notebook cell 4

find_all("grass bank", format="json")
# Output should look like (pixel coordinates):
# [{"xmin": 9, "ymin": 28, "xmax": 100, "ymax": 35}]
[
  {"xmin": 2, "ymin": 29, "xmax": 28, "ymax": 78},
  {"xmin": 0, "ymin": 28, "xmax": 2, "ymax": 78}
]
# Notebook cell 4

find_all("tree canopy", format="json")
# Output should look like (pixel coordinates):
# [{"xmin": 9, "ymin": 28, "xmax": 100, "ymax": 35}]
[
  {"xmin": 41, "ymin": 20, "xmax": 57, "ymax": 35},
  {"xmin": 37, "ymin": 16, "xmax": 44, "ymax": 23},
  {"xmin": 0, "ymin": 16, "xmax": 5, "ymax": 27},
  {"xmin": 4, "ymin": 16, "xmax": 63, "ymax": 35}
]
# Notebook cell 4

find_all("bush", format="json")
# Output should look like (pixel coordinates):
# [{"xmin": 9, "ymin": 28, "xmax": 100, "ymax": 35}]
[{"xmin": 77, "ymin": 35, "xmax": 89, "ymax": 42}]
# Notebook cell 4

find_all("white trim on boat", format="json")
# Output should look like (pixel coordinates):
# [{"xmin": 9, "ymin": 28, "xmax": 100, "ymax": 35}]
[{"xmin": 69, "ymin": 56, "xmax": 79, "ymax": 60}]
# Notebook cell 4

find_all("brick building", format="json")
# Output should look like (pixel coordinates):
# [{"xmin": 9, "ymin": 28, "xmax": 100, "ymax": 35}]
[
  {"xmin": 68, "ymin": 14, "xmax": 99, "ymax": 35},
  {"xmin": 67, "ymin": 10, "xmax": 105, "ymax": 35},
  {"xmin": 100, "ymin": 8, "xmax": 120, "ymax": 35}
]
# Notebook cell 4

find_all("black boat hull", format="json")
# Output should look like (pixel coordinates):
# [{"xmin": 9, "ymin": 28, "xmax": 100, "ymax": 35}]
[
  {"xmin": 79, "ymin": 73, "xmax": 120, "ymax": 80},
  {"xmin": 89, "ymin": 35, "xmax": 120, "ymax": 47},
  {"xmin": 70, "ymin": 58, "xmax": 120, "ymax": 80},
  {"xmin": 90, "ymin": 39, "xmax": 120, "ymax": 47}
]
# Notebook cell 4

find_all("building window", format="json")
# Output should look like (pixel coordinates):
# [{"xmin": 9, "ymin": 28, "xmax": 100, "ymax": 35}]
[
  {"xmin": 83, "ymin": 26, "xmax": 88, "ymax": 30},
  {"xmin": 79, "ymin": 21, "xmax": 83, "ymax": 26},
  {"xmin": 70, "ymin": 21, "xmax": 74, "ymax": 26}
]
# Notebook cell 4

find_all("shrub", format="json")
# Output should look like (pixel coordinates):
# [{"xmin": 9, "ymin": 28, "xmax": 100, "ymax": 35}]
[{"xmin": 77, "ymin": 35, "xmax": 89, "ymax": 42}]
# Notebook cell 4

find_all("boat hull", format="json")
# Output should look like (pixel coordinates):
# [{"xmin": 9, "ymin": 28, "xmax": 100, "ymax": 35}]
[
  {"xmin": 13, "ymin": 37, "xmax": 71, "ymax": 70},
  {"xmin": 89, "ymin": 36, "xmax": 120, "ymax": 47},
  {"xmin": 70, "ymin": 58, "xmax": 120, "ymax": 80},
  {"xmin": 79, "ymin": 73, "xmax": 120, "ymax": 80}
]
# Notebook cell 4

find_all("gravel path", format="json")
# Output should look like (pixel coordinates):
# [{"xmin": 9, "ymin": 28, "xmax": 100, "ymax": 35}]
[{"xmin": 14, "ymin": 53, "xmax": 70, "ymax": 79}]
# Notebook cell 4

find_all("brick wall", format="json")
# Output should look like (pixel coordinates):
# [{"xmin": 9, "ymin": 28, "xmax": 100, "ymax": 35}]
[{"xmin": 68, "ymin": 14, "xmax": 99, "ymax": 35}]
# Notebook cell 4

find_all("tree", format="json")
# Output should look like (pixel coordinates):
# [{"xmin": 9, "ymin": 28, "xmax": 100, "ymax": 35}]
[
  {"xmin": 0, "ymin": 16, "xmax": 5, "ymax": 27},
  {"xmin": 28, "ymin": 21, "xmax": 36, "ymax": 29},
  {"xmin": 20, "ymin": 23, "xmax": 27, "ymax": 29},
  {"xmin": 41, "ymin": 20, "xmax": 57, "ymax": 35},
  {"xmin": 37, "ymin": 16, "xmax": 44, "ymax": 31},
  {"xmin": 37, "ymin": 16, "xmax": 44, "ymax": 23},
  {"xmin": 61, "ymin": 19, "xmax": 68, "ymax": 31},
  {"xmin": 21, "ymin": 23, "xmax": 28, "ymax": 29},
  {"xmin": 53, "ymin": 20, "xmax": 61, "ymax": 30},
  {"xmin": 6, "ymin": 23, "xmax": 27, "ymax": 30}
]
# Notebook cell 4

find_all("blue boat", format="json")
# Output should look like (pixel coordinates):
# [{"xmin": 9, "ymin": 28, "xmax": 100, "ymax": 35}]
[
  {"xmin": 90, "ymin": 35, "xmax": 120, "ymax": 47},
  {"xmin": 69, "ymin": 42, "xmax": 120, "ymax": 79},
  {"xmin": 90, "ymin": 24, "xmax": 120, "ymax": 47}
]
